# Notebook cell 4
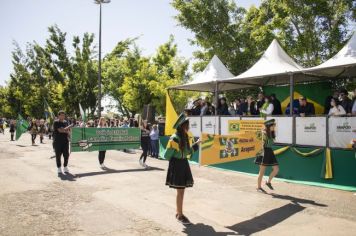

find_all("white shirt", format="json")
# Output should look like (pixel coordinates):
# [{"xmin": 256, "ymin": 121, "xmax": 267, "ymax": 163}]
[
  {"xmin": 328, "ymin": 105, "xmax": 346, "ymax": 116},
  {"xmin": 352, "ymin": 100, "xmax": 356, "ymax": 115},
  {"xmin": 261, "ymin": 103, "xmax": 274, "ymax": 115}
]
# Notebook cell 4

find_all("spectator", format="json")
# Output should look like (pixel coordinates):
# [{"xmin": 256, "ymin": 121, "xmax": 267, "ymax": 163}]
[
  {"xmin": 260, "ymin": 96, "xmax": 274, "ymax": 117},
  {"xmin": 206, "ymin": 102, "xmax": 215, "ymax": 115},
  {"xmin": 217, "ymin": 98, "xmax": 230, "ymax": 115},
  {"xmin": 352, "ymin": 88, "xmax": 356, "ymax": 115},
  {"xmin": 328, "ymin": 97, "xmax": 346, "ymax": 116},
  {"xmin": 234, "ymin": 99, "xmax": 243, "ymax": 115},
  {"xmin": 149, "ymin": 124, "xmax": 159, "ymax": 158},
  {"xmin": 241, "ymin": 96, "xmax": 257, "ymax": 116},
  {"xmin": 200, "ymin": 99, "xmax": 208, "ymax": 116},
  {"xmin": 256, "ymin": 92, "xmax": 265, "ymax": 115},
  {"xmin": 228, "ymin": 102, "xmax": 236, "ymax": 115},
  {"xmin": 191, "ymin": 98, "xmax": 202, "ymax": 115},
  {"xmin": 298, "ymin": 97, "xmax": 315, "ymax": 117},
  {"xmin": 271, "ymin": 94, "xmax": 282, "ymax": 115},
  {"xmin": 339, "ymin": 89, "xmax": 353, "ymax": 114},
  {"xmin": 324, "ymin": 91, "xmax": 339, "ymax": 114}
]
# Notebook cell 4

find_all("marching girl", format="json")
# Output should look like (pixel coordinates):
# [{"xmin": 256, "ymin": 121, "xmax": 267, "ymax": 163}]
[
  {"xmin": 255, "ymin": 119, "xmax": 279, "ymax": 193},
  {"xmin": 139, "ymin": 120, "xmax": 150, "ymax": 168},
  {"xmin": 164, "ymin": 113, "xmax": 200, "ymax": 225},
  {"xmin": 98, "ymin": 117, "xmax": 108, "ymax": 169},
  {"xmin": 9, "ymin": 119, "xmax": 15, "ymax": 141},
  {"xmin": 28, "ymin": 119, "xmax": 38, "ymax": 145},
  {"xmin": 39, "ymin": 119, "xmax": 46, "ymax": 144}
]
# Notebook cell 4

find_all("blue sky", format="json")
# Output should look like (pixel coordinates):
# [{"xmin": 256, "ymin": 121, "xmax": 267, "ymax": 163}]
[{"xmin": 0, "ymin": 0, "xmax": 260, "ymax": 85}]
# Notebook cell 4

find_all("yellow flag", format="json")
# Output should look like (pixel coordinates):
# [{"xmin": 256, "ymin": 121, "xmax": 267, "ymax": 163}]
[{"xmin": 165, "ymin": 91, "xmax": 178, "ymax": 136}]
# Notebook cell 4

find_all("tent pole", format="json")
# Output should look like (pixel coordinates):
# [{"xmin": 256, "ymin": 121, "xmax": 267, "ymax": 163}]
[
  {"xmin": 215, "ymin": 82, "xmax": 219, "ymax": 115},
  {"xmin": 289, "ymin": 73, "xmax": 294, "ymax": 115}
]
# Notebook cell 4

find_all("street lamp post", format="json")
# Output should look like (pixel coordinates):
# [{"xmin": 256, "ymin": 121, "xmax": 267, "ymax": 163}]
[{"xmin": 94, "ymin": 0, "xmax": 110, "ymax": 117}]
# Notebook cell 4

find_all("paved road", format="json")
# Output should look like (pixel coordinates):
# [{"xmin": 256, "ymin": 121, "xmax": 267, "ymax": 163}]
[{"xmin": 0, "ymin": 131, "xmax": 355, "ymax": 236}]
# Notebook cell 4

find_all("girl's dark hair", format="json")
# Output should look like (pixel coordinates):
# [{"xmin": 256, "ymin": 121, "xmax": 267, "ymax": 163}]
[
  {"xmin": 331, "ymin": 97, "xmax": 340, "ymax": 106},
  {"xmin": 176, "ymin": 120, "xmax": 190, "ymax": 153},
  {"xmin": 266, "ymin": 125, "xmax": 276, "ymax": 139}
]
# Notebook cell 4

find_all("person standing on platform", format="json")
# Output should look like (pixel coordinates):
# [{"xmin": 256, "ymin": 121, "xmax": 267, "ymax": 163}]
[
  {"xmin": 97, "ymin": 117, "xmax": 108, "ymax": 169},
  {"xmin": 9, "ymin": 119, "xmax": 15, "ymax": 141},
  {"xmin": 165, "ymin": 113, "xmax": 200, "ymax": 225},
  {"xmin": 53, "ymin": 111, "xmax": 71, "ymax": 174},
  {"xmin": 260, "ymin": 96, "xmax": 274, "ymax": 118},
  {"xmin": 271, "ymin": 94, "xmax": 282, "ymax": 115},
  {"xmin": 139, "ymin": 120, "xmax": 150, "ymax": 168},
  {"xmin": 255, "ymin": 119, "xmax": 279, "ymax": 193}
]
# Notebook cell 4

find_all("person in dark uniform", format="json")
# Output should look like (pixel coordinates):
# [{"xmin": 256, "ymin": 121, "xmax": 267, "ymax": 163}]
[
  {"xmin": 255, "ymin": 119, "xmax": 279, "ymax": 193},
  {"xmin": 53, "ymin": 111, "xmax": 71, "ymax": 174},
  {"xmin": 9, "ymin": 119, "xmax": 16, "ymax": 141},
  {"xmin": 271, "ymin": 94, "xmax": 282, "ymax": 115},
  {"xmin": 28, "ymin": 120, "xmax": 38, "ymax": 145},
  {"xmin": 298, "ymin": 97, "xmax": 315, "ymax": 116},
  {"xmin": 139, "ymin": 120, "xmax": 150, "ymax": 168},
  {"xmin": 165, "ymin": 113, "xmax": 200, "ymax": 225}
]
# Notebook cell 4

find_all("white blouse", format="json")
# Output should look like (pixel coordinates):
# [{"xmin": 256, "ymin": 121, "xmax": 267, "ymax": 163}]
[{"xmin": 328, "ymin": 105, "xmax": 346, "ymax": 116}]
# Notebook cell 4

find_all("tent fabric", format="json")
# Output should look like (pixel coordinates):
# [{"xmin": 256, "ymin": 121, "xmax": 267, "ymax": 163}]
[
  {"xmin": 171, "ymin": 55, "xmax": 237, "ymax": 92},
  {"xmin": 303, "ymin": 33, "xmax": 356, "ymax": 77},
  {"xmin": 223, "ymin": 39, "xmax": 305, "ymax": 87}
]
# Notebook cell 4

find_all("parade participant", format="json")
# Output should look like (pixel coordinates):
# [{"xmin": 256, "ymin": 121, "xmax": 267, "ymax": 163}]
[
  {"xmin": 48, "ymin": 122, "xmax": 53, "ymax": 140},
  {"xmin": 53, "ymin": 111, "xmax": 71, "ymax": 174},
  {"xmin": 97, "ymin": 117, "xmax": 108, "ymax": 169},
  {"xmin": 255, "ymin": 119, "xmax": 279, "ymax": 193},
  {"xmin": 139, "ymin": 120, "xmax": 150, "ymax": 168},
  {"xmin": 9, "ymin": 120, "xmax": 15, "ymax": 141},
  {"xmin": 165, "ymin": 113, "xmax": 200, "ymax": 225},
  {"xmin": 28, "ymin": 120, "xmax": 38, "ymax": 145},
  {"xmin": 39, "ymin": 119, "xmax": 46, "ymax": 144}
]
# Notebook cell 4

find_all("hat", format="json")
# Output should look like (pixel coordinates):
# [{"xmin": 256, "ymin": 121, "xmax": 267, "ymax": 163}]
[
  {"xmin": 173, "ymin": 113, "xmax": 189, "ymax": 129},
  {"xmin": 264, "ymin": 119, "xmax": 276, "ymax": 127}
]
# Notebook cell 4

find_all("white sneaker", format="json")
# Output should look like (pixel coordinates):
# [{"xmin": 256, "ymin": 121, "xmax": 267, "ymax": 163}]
[
  {"xmin": 100, "ymin": 164, "xmax": 106, "ymax": 168},
  {"xmin": 57, "ymin": 168, "xmax": 62, "ymax": 173},
  {"xmin": 63, "ymin": 167, "xmax": 69, "ymax": 173},
  {"xmin": 143, "ymin": 163, "xmax": 148, "ymax": 169}
]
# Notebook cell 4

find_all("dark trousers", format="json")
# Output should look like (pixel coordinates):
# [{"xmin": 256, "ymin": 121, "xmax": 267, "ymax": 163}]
[
  {"xmin": 98, "ymin": 151, "xmax": 106, "ymax": 164},
  {"xmin": 140, "ymin": 137, "xmax": 150, "ymax": 163},
  {"xmin": 151, "ymin": 139, "xmax": 159, "ymax": 158},
  {"xmin": 10, "ymin": 132, "xmax": 14, "ymax": 141},
  {"xmin": 31, "ymin": 134, "xmax": 36, "ymax": 144},
  {"xmin": 54, "ymin": 142, "xmax": 69, "ymax": 168}
]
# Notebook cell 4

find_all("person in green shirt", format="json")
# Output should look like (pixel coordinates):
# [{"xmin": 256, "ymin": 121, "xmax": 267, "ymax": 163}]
[
  {"xmin": 164, "ymin": 113, "xmax": 200, "ymax": 225},
  {"xmin": 255, "ymin": 119, "xmax": 279, "ymax": 193}
]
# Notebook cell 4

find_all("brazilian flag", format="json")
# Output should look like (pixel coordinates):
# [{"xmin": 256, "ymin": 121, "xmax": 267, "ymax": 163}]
[
  {"xmin": 16, "ymin": 114, "xmax": 29, "ymax": 140},
  {"xmin": 44, "ymin": 98, "xmax": 55, "ymax": 125}
]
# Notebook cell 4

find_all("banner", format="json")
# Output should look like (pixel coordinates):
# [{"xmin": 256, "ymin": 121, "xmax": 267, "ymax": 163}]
[
  {"xmin": 328, "ymin": 117, "xmax": 356, "ymax": 148},
  {"xmin": 296, "ymin": 117, "xmax": 326, "ymax": 147},
  {"xmin": 228, "ymin": 120, "xmax": 265, "ymax": 134},
  {"xmin": 267, "ymin": 116, "xmax": 293, "ymax": 144},
  {"xmin": 202, "ymin": 116, "xmax": 219, "ymax": 134},
  {"xmin": 200, "ymin": 132, "xmax": 263, "ymax": 166},
  {"xmin": 71, "ymin": 127, "xmax": 141, "ymax": 152},
  {"xmin": 188, "ymin": 116, "xmax": 201, "ymax": 137}
]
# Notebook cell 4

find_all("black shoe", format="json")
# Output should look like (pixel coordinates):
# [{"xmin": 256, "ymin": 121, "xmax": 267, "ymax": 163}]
[
  {"xmin": 256, "ymin": 187, "xmax": 267, "ymax": 194},
  {"xmin": 176, "ymin": 214, "xmax": 192, "ymax": 225},
  {"xmin": 265, "ymin": 181, "xmax": 274, "ymax": 190}
]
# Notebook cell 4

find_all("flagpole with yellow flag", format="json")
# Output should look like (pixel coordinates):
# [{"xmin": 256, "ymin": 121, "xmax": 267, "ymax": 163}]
[{"xmin": 165, "ymin": 91, "xmax": 178, "ymax": 136}]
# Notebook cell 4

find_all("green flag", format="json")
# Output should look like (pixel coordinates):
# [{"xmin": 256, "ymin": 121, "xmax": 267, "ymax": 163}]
[
  {"xmin": 79, "ymin": 103, "xmax": 86, "ymax": 122},
  {"xmin": 44, "ymin": 99, "xmax": 55, "ymax": 125},
  {"xmin": 16, "ymin": 114, "xmax": 29, "ymax": 140}
]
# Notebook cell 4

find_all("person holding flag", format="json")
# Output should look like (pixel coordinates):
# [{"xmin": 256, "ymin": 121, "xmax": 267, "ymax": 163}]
[
  {"xmin": 15, "ymin": 114, "xmax": 29, "ymax": 141},
  {"xmin": 53, "ymin": 111, "xmax": 72, "ymax": 174}
]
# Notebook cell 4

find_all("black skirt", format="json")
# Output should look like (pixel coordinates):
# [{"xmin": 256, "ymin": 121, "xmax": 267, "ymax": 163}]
[
  {"xmin": 255, "ymin": 147, "xmax": 278, "ymax": 166},
  {"xmin": 166, "ymin": 158, "xmax": 194, "ymax": 189}
]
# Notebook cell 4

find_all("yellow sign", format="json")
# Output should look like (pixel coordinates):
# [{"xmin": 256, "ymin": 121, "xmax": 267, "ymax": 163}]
[
  {"xmin": 200, "ymin": 132, "xmax": 263, "ymax": 166},
  {"xmin": 228, "ymin": 120, "xmax": 265, "ymax": 134}
]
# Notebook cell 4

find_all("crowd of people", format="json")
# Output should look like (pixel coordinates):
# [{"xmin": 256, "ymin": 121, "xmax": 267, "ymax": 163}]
[{"xmin": 187, "ymin": 88, "xmax": 356, "ymax": 117}]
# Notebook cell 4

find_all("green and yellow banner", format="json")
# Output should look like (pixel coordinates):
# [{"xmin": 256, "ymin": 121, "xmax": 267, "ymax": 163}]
[
  {"xmin": 200, "ymin": 132, "xmax": 263, "ymax": 166},
  {"xmin": 71, "ymin": 127, "xmax": 141, "ymax": 152}
]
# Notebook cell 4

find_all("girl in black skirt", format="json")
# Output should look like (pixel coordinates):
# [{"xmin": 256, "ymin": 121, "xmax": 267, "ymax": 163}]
[
  {"xmin": 98, "ymin": 117, "xmax": 108, "ymax": 169},
  {"xmin": 164, "ymin": 113, "xmax": 200, "ymax": 225},
  {"xmin": 255, "ymin": 119, "xmax": 279, "ymax": 193},
  {"xmin": 139, "ymin": 120, "xmax": 150, "ymax": 168}
]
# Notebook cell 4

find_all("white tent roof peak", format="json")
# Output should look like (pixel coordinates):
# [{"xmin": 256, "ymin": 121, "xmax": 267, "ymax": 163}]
[
  {"xmin": 171, "ymin": 55, "xmax": 236, "ymax": 92},
  {"xmin": 305, "ymin": 32, "xmax": 356, "ymax": 72},
  {"xmin": 230, "ymin": 39, "xmax": 303, "ymax": 81}
]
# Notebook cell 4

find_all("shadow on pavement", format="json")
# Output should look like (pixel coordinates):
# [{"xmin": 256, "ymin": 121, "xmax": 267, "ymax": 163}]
[
  {"xmin": 75, "ymin": 167, "xmax": 164, "ymax": 178},
  {"xmin": 58, "ymin": 172, "xmax": 76, "ymax": 181},
  {"xmin": 227, "ymin": 203, "xmax": 305, "ymax": 235},
  {"xmin": 269, "ymin": 193, "xmax": 328, "ymax": 207},
  {"xmin": 15, "ymin": 145, "xmax": 27, "ymax": 147},
  {"xmin": 182, "ymin": 223, "xmax": 235, "ymax": 236}
]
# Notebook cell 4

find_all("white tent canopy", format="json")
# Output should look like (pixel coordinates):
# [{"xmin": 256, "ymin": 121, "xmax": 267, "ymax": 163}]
[
  {"xmin": 304, "ymin": 33, "xmax": 356, "ymax": 77},
  {"xmin": 223, "ymin": 39, "xmax": 305, "ymax": 87},
  {"xmin": 171, "ymin": 55, "xmax": 236, "ymax": 92}
]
